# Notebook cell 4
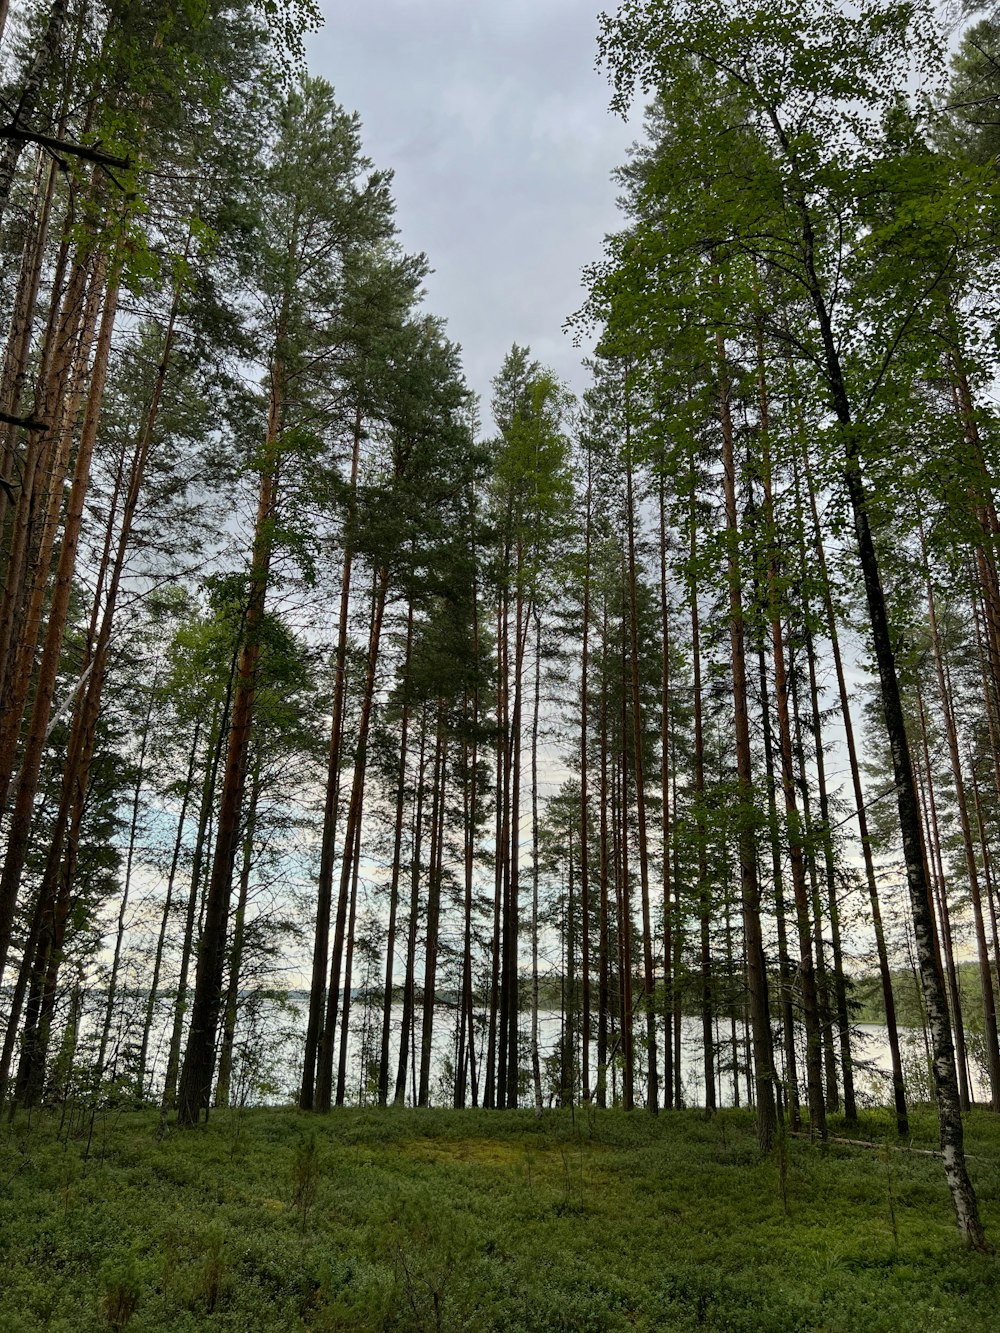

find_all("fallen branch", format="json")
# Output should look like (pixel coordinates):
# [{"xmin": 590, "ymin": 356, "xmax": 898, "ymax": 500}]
[{"xmin": 790, "ymin": 1131, "xmax": 949, "ymax": 1158}]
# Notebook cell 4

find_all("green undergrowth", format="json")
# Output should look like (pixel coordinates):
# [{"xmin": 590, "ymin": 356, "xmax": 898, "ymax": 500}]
[{"xmin": 0, "ymin": 1104, "xmax": 998, "ymax": 1331}]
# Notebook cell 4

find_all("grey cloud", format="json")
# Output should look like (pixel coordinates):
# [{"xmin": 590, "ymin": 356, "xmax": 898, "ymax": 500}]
[{"xmin": 308, "ymin": 0, "xmax": 636, "ymax": 422}]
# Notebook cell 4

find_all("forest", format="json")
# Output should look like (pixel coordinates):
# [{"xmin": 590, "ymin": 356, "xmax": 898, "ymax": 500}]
[{"xmin": 2, "ymin": 0, "xmax": 1000, "ymax": 1319}]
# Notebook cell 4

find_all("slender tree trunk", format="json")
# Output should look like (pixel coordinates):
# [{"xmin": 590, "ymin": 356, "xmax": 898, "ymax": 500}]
[
  {"xmin": 487, "ymin": 584, "xmax": 508, "ymax": 1109},
  {"xmin": 597, "ymin": 601, "xmax": 611, "ymax": 1109},
  {"xmin": 723, "ymin": 845, "xmax": 740, "ymax": 1108},
  {"xmin": 96, "ymin": 681, "xmax": 156, "ymax": 1079},
  {"xmin": 753, "ymin": 329, "xmax": 824, "ymax": 1136},
  {"xmin": 0, "ymin": 0, "xmax": 69, "ymax": 223},
  {"xmin": 915, "ymin": 681, "xmax": 972, "ymax": 1112},
  {"xmin": 924, "ymin": 543, "xmax": 1000, "ymax": 1109},
  {"xmin": 756, "ymin": 640, "xmax": 800, "ymax": 1130},
  {"xmin": 658, "ymin": 466, "xmax": 674, "ymax": 1109},
  {"xmin": 530, "ymin": 609, "xmax": 543, "ymax": 1116},
  {"xmin": 797, "ymin": 423, "xmax": 908, "ymax": 1134},
  {"xmin": 318, "ymin": 565, "xmax": 389, "ymax": 1110},
  {"xmin": 790, "ymin": 659, "xmax": 840, "ymax": 1116},
  {"xmin": 176, "ymin": 344, "xmax": 283, "ymax": 1126},
  {"xmin": 456, "ymin": 674, "xmax": 478, "ymax": 1109},
  {"xmin": 579, "ymin": 455, "xmax": 593, "ymax": 1103},
  {"xmin": 162, "ymin": 688, "xmax": 231, "ymax": 1112},
  {"xmin": 670, "ymin": 700, "xmax": 683, "ymax": 1107},
  {"xmin": 378, "ymin": 605, "xmax": 413, "ymax": 1106},
  {"xmin": 616, "ymin": 614, "xmax": 634, "ymax": 1111},
  {"xmin": 417, "ymin": 707, "xmax": 446, "ymax": 1107},
  {"xmin": 690, "ymin": 474, "xmax": 716, "ymax": 1115},
  {"xmin": 334, "ymin": 777, "xmax": 365, "ymax": 1106},
  {"xmin": 504, "ymin": 551, "xmax": 528, "ymax": 1107},
  {"xmin": 0, "ymin": 150, "xmax": 58, "ymax": 542},
  {"xmin": 969, "ymin": 757, "xmax": 1000, "ymax": 1013},
  {"xmin": 0, "ymin": 264, "xmax": 103, "ymax": 818},
  {"xmin": 0, "ymin": 173, "xmax": 81, "ymax": 690},
  {"xmin": 0, "ymin": 265, "xmax": 118, "ymax": 984},
  {"xmin": 563, "ymin": 821, "xmax": 576, "ymax": 1106},
  {"xmin": 801, "ymin": 612, "xmax": 857, "ymax": 1124},
  {"xmin": 137, "ymin": 718, "xmax": 202, "ymax": 1101},
  {"xmin": 301, "ymin": 404, "xmax": 363, "ymax": 1109},
  {"xmin": 214, "ymin": 767, "xmax": 260, "ymax": 1109},
  {"xmin": 623, "ymin": 372, "xmax": 657, "ymax": 1113},
  {"xmin": 969, "ymin": 582, "xmax": 1000, "ymax": 1006},
  {"xmin": 805, "ymin": 248, "xmax": 985, "ymax": 1240},
  {"xmin": 0, "ymin": 242, "xmax": 92, "ymax": 809},
  {"xmin": 394, "ymin": 711, "xmax": 428, "ymax": 1106},
  {"xmin": 716, "ymin": 323, "xmax": 776, "ymax": 1150},
  {"xmin": 10, "ymin": 276, "xmax": 183, "ymax": 1038},
  {"xmin": 461, "ymin": 538, "xmax": 482, "ymax": 1107},
  {"xmin": 946, "ymin": 333, "xmax": 1000, "ymax": 723},
  {"xmin": 0, "ymin": 5, "xmax": 85, "ymax": 542}
]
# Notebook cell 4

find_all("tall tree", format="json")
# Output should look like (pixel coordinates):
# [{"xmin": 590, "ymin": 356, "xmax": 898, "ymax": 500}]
[{"xmin": 597, "ymin": 0, "xmax": 986, "ymax": 1245}]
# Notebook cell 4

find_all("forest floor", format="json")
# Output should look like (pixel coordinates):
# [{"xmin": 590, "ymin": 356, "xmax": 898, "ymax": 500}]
[{"xmin": 0, "ymin": 1103, "xmax": 998, "ymax": 1332}]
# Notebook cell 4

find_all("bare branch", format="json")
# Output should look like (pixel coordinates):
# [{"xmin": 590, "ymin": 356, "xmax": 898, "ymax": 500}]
[
  {"xmin": 0, "ymin": 124, "xmax": 131, "ymax": 172},
  {"xmin": 0, "ymin": 409, "xmax": 47, "ymax": 431}
]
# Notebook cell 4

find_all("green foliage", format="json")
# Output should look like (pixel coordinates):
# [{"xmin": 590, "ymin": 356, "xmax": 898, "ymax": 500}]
[
  {"xmin": 291, "ymin": 1132, "xmax": 322, "ymax": 1230},
  {"xmin": 0, "ymin": 1107, "xmax": 997, "ymax": 1330},
  {"xmin": 99, "ymin": 1251, "xmax": 142, "ymax": 1330}
]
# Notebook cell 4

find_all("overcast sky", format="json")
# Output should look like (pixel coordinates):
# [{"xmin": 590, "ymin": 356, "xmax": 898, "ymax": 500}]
[{"xmin": 307, "ymin": 1, "xmax": 637, "ymax": 424}]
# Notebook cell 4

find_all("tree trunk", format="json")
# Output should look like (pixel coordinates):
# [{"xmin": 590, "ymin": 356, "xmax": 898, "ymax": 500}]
[
  {"xmin": 579, "ymin": 453, "xmax": 593, "ymax": 1103},
  {"xmin": 417, "ymin": 707, "xmax": 446, "ymax": 1107},
  {"xmin": 458, "ymin": 534, "xmax": 481, "ymax": 1108},
  {"xmin": 0, "ymin": 0, "xmax": 69, "ymax": 223},
  {"xmin": 690, "ymin": 472, "xmax": 716, "ymax": 1115},
  {"xmin": 456, "ymin": 680, "xmax": 478, "ymax": 1109},
  {"xmin": 790, "ymin": 657, "xmax": 840, "ymax": 1116},
  {"xmin": 317, "ymin": 565, "xmax": 389, "ymax": 1110},
  {"xmin": 96, "ymin": 679, "xmax": 156, "ymax": 1079},
  {"xmin": 530, "ymin": 609, "xmax": 543, "ymax": 1116},
  {"xmin": 801, "ymin": 610, "xmax": 857, "ymax": 1124},
  {"xmin": 378, "ymin": 604, "xmax": 413, "ymax": 1107},
  {"xmin": 797, "ymin": 199, "xmax": 985, "ymax": 1239},
  {"xmin": 969, "ymin": 757, "xmax": 1000, "ymax": 1016},
  {"xmin": 0, "ymin": 265, "xmax": 118, "ymax": 984},
  {"xmin": 915, "ymin": 681, "xmax": 972, "ymax": 1112},
  {"xmin": 756, "ymin": 639, "xmax": 799, "ymax": 1130},
  {"xmin": 0, "ymin": 148, "xmax": 58, "ymax": 542},
  {"xmin": 176, "ymin": 349, "xmax": 283, "ymax": 1126},
  {"xmin": 162, "ymin": 689, "xmax": 231, "ymax": 1112},
  {"xmin": 137, "ymin": 718, "xmax": 202, "ymax": 1101},
  {"xmin": 618, "ymin": 616, "xmax": 634, "ymax": 1111},
  {"xmin": 797, "ymin": 422, "xmax": 908, "ymax": 1135},
  {"xmin": 334, "ymin": 788, "xmax": 365, "ymax": 1106},
  {"xmin": 716, "ymin": 323, "xmax": 776, "ymax": 1150},
  {"xmin": 394, "ymin": 711, "xmax": 428, "ymax": 1106},
  {"xmin": 0, "ymin": 242, "xmax": 92, "ymax": 809},
  {"xmin": 624, "ymin": 371, "xmax": 658, "ymax": 1113},
  {"xmin": 485, "ymin": 585, "xmax": 508, "ymax": 1109},
  {"xmin": 214, "ymin": 767, "xmax": 260, "ymax": 1109},
  {"xmin": 924, "ymin": 542, "xmax": 1000, "ymax": 1109},
  {"xmin": 597, "ymin": 600, "xmax": 611, "ymax": 1108},
  {"xmin": 301, "ymin": 403, "xmax": 363, "ymax": 1109},
  {"xmin": 658, "ymin": 465, "xmax": 674, "ymax": 1109},
  {"xmin": 503, "ymin": 548, "xmax": 528, "ymax": 1107}
]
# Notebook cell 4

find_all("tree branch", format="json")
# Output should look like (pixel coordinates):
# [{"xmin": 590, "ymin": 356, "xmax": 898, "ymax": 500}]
[
  {"xmin": 0, "ymin": 125, "xmax": 131, "ymax": 172},
  {"xmin": 0, "ymin": 409, "xmax": 47, "ymax": 431}
]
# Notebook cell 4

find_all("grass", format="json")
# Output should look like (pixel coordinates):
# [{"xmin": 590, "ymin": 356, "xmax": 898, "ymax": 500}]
[{"xmin": 0, "ymin": 1103, "xmax": 998, "ymax": 1331}]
